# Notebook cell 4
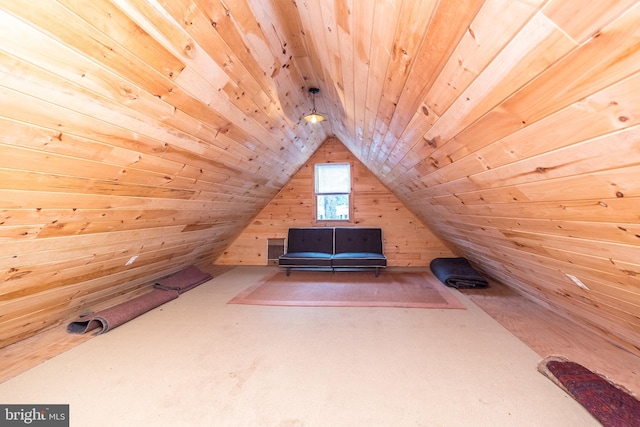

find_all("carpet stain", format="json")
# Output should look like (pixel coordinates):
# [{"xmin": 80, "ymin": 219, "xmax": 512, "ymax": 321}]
[{"xmin": 229, "ymin": 359, "xmax": 260, "ymax": 395}]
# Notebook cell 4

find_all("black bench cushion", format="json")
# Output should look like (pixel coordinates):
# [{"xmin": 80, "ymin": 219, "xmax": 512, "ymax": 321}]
[
  {"xmin": 285, "ymin": 227, "xmax": 334, "ymax": 253},
  {"xmin": 334, "ymin": 227, "xmax": 383, "ymax": 254},
  {"xmin": 331, "ymin": 252, "xmax": 387, "ymax": 267},
  {"xmin": 279, "ymin": 227, "xmax": 334, "ymax": 267},
  {"xmin": 278, "ymin": 252, "xmax": 334, "ymax": 267},
  {"xmin": 333, "ymin": 227, "xmax": 386, "ymax": 268}
]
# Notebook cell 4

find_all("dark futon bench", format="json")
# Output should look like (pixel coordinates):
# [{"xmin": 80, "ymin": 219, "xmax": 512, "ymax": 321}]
[{"xmin": 278, "ymin": 227, "xmax": 387, "ymax": 276}]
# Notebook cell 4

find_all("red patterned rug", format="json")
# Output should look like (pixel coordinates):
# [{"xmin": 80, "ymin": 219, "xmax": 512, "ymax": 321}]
[
  {"xmin": 539, "ymin": 356, "xmax": 640, "ymax": 426},
  {"xmin": 228, "ymin": 270, "xmax": 465, "ymax": 309}
]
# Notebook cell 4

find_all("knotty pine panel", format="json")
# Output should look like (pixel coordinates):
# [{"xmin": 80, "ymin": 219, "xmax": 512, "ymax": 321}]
[
  {"xmin": 410, "ymin": 73, "xmax": 640, "ymax": 191},
  {"xmin": 0, "ymin": 3, "xmax": 311, "ymax": 179},
  {"xmin": 543, "ymin": 0, "xmax": 639, "ymax": 43},
  {"xmin": 217, "ymin": 137, "xmax": 453, "ymax": 266},
  {"xmin": 364, "ymin": 0, "xmax": 439, "ymax": 163},
  {"xmin": 425, "ymin": 0, "xmax": 545, "ymax": 118},
  {"xmin": 384, "ymin": 4, "xmax": 640, "ymax": 186},
  {"xmin": 0, "ymin": 0, "xmax": 321, "ymax": 348},
  {"xmin": 370, "ymin": 0, "xmax": 484, "ymax": 170}
]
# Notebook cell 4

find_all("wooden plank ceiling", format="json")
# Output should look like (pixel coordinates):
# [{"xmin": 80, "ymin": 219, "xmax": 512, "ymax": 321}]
[{"xmin": 1, "ymin": 0, "xmax": 639, "ymax": 356}]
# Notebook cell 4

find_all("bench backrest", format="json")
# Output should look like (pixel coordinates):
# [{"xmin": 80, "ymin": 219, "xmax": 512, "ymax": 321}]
[
  {"xmin": 334, "ymin": 227, "xmax": 383, "ymax": 254},
  {"xmin": 286, "ymin": 228, "xmax": 334, "ymax": 254}
]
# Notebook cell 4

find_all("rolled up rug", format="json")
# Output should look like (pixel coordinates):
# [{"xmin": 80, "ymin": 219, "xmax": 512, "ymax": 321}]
[
  {"xmin": 538, "ymin": 356, "xmax": 640, "ymax": 426},
  {"xmin": 429, "ymin": 257, "xmax": 489, "ymax": 289},
  {"xmin": 153, "ymin": 265, "xmax": 212, "ymax": 294},
  {"xmin": 67, "ymin": 288, "xmax": 179, "ymax": 335}
]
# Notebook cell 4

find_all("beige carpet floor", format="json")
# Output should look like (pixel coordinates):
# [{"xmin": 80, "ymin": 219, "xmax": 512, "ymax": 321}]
[{"xmin": 0, "ymin": 267, "xmax": 598, "ymax": 426}]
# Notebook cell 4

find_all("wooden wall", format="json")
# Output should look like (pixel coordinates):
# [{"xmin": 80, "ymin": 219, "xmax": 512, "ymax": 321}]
[
  {"xmin": 218, "ymin": 137, "xmax": 453, "ymax": 266},
  {"xmin": 0, "ymin": 0, "xmax": 327, "ymax": 348},
  {"xmin": 378, "ymin": 2, "xmax": 640, "ymax": 355}
]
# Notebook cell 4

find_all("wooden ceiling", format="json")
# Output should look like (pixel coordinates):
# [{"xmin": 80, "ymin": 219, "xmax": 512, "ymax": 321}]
[{"xmin": 1, "ymin": 0, "xmax": 639, "ymax": 361}]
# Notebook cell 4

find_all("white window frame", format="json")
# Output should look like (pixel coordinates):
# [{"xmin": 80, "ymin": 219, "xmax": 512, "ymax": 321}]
[{"xmin": 314, "ymin": 163, "xmax": 352, "ymax": 222}]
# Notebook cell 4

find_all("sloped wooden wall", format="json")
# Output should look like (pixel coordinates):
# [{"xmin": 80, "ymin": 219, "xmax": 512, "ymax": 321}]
[
  {"xmin": 383, "ymin": 7, "xmax": 640, "ymax": 355},
  {"xmin": 218, "ymin": 137, "xmax": 453, "ymax": 266},
  {"xmin": 0, "ymin": 0, "xmax": 326, "ymax": 348}
]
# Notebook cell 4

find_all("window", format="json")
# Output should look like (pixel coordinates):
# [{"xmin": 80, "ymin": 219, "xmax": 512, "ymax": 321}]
[{"xmin": 314, "ymin": 163, "xmax": 351, "ymax": 221}]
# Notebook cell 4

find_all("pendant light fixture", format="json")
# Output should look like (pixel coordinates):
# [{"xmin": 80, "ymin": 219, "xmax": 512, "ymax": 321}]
[{"xmin": 304, "ymin": 87, "xmax": 325, "ymax": 123}]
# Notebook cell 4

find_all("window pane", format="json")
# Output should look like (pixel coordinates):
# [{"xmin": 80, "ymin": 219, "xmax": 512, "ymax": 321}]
[
  {"xmin": 316, "ymin": 194, "xmax": 349, "ymax": 220},
  {"xmin": 315, "ymin": 164, "xmax": 350, "ymax": 193}
]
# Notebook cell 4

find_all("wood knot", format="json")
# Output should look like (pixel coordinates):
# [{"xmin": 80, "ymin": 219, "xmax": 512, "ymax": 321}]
[
  {"xmin": 424, "ymin": 137, "xmax": 437, "ymax": 148},
  {"xmin": 422, "ymin": 106, "xmax": 429, "ymax": 116},
  {"xmin": 616, "ymin": 191, "xmax": 624, "ymax": 198},
  {"xmin": 184, "ymin": 43, "xmax": 195, "ymax": 58},
  {"xmin": 536, "ymin": 167, "xmax": 547, "ymax": 173}
]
